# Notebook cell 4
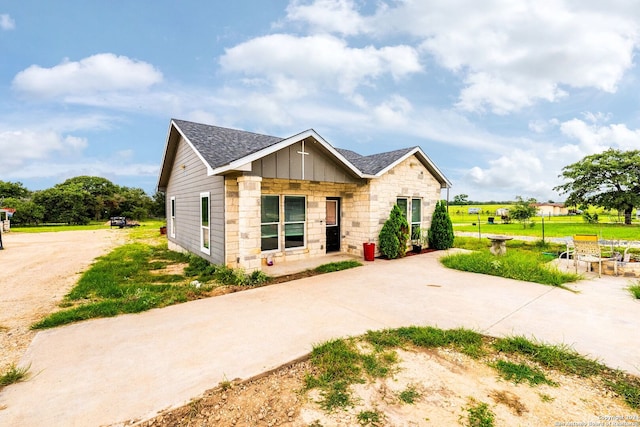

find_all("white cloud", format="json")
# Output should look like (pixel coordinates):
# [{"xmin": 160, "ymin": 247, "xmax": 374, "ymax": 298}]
[
  {"xmin": 0, "ymin": 14, "xmax": 15, "ymax": 30},
  {"xmin": 284, "ymin": 0, "xmax": 366, "ymax": 36},
  {"xmin": 560, "ymin": 118, "xmax": 640, "ymax": 153},
  {"xmin": 219, "ymin": 33, "xmax": 422, "ymax": 96},
  {"xmin": 12, "ymin": 53, "xmax": 163, "ymax": 99},
  {"xmin": 0, "ymin": 130, "xmax": 87, "ymax": 172},
  {"xmin": 285, "ymin": 1, "xmax": 640, "ymax": 114}
]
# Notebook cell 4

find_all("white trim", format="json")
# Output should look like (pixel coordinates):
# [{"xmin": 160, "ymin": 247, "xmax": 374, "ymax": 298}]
[
  {"xmin": 200, "ymin": 192, "xmax": 211, "ymax": 255},
  {"xmin": 284, "ymin": 195, "xmax": 306, "ymax": 251},
  {"xmin": 374, "ymin": 147, "xmax": 451, "ymax": 188},
  {"xmin": 169, "ymin": 196, "xmax": 176, "ymax": 238}
]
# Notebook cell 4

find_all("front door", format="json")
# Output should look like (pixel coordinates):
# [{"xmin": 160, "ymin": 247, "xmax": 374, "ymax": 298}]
[{"xmin": 325, "ymin": 197, "xmax": 340, "ymax": 252}]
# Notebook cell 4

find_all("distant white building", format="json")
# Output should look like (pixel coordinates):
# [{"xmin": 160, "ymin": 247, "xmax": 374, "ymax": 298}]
[
  {"xmin": 496, "ymin": 208, "xmax": 509, "ymax": 216},
  {"xmin": 534, "ymin": 203, "xmax": 568, "ymax": 216}
]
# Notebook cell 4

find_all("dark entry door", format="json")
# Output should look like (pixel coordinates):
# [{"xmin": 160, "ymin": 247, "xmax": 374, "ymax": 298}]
[{"xmin": 325, "ymin": 197, "xmax": 340, "ymax": 252}]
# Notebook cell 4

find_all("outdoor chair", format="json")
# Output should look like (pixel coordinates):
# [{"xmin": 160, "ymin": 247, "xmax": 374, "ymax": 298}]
[{"xmin": 572, "ymin": 234, "xmax": 609, "ymax": 277}]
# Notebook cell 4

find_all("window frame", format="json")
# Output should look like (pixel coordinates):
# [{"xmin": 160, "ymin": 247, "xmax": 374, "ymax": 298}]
[
  {"xmin": 261, "ymin": 195, "xmax": 280, "ymax": 252},
  {"xmin": 169, "ymin": 196, "xmax": 176, "ymax": 238},
  {"xmin": 284, "ymin": 195, "xmax": 306, "ymax": 250},
  {"xmin": 411, "ymin": 198, "xmax": 422, "ymax": 241},
  {"xmin": 260, "ymin": 194, "xmax": 307, "ymax": 252},
  {"xmin": 200, "ymin": 192, "xmax": 210, "ymax": 255}
]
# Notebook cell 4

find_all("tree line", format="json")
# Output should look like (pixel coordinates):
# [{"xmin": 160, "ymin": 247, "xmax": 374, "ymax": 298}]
[{"xmin": 0, "ymin": 176, "xmax": 165, "ymax": 225}]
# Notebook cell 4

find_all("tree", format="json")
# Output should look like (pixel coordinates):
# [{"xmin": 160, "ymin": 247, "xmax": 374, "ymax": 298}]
[
  {"xmin": 0, "ymin": 181, "xmax": 30, "ymax": 199},
  {"xmin": 510, "ymin": 196, "xmax": 538, "ymax": 228},
  {"xmin": 427, "ymin": 200, "xmax": 454, "ymax": 249},
  {"xmin": 555, "ymin": 149, "xmax": 640, "ymax": 225},
  {"xmin": 2, "ymin": 197, "xmax": 45, "ymax": 225},
  {"xmin": 33, "ymin": 184, "xmax": 93, "ymax": 225},
  {"xmin": 378, "ymin": 204, "xmax": 409, "ymax": 259},
  {"xmin": 451, "ymin": 194, "xmax": 469, "ymax": 205},
  {"xmin": 150, "ymin": 191, "xmax": 166, "ymax": 218}
]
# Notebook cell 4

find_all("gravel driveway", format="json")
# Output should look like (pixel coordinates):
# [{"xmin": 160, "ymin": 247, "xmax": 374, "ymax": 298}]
[{"xmin": 0, "ymin": 229, "xmax": 124, "ymax": 368}]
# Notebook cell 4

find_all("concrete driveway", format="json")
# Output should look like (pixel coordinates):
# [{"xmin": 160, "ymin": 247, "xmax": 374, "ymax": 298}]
[{"xmin": 1, "ymin": 251, "xmax": 638, "ymax": 426}]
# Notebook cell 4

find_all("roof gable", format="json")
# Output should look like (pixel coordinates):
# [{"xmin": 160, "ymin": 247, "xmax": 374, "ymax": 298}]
[{"xmin": 157, "ymin": 119, "xmax": 451, "ymax": 191}]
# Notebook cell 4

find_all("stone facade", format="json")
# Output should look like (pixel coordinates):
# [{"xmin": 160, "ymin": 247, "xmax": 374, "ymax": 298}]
[{"xmin": 222, "ymin": 154, "xmax": 443, "ymax": 272}]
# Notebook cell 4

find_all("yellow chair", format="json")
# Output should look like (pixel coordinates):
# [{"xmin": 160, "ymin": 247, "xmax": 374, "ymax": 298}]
[{"xmin": 572, "ymin": 235, "xmax": 608, "ymax": 277}]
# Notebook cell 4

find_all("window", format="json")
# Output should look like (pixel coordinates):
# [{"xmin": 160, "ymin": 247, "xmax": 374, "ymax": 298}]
[
  {"xmin": 200, "ymin": 192, "xmax": 210, "ymax": 254},
  {"xmin": 260, "ymin": 195, "xmax": 307, "ymax": 251},
  {"xmin": 170, "ymin": 197, "xmax": 176, "ymax": 238},
  {"xmin": 411, "ymin": 198, "xmax": 422, "ymax": 241},
  {"xmin": 284, "ymin": 196, "xmax": 306, "ymax": 248},
  {"xmin": 261, "ymin": 195, "xmax": 280, "ymax": 251},
  {"xmin": 396, "ymin": 198, "xmax": 408, "ymax": 218}
]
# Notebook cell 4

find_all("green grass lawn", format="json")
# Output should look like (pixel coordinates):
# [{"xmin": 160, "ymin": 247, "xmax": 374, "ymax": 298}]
[
  {"xmin": 455, "ymin": 221, "xmax": 640, "ymax": 240},
  {"xmin": 30, "ymin": 221, "xmax": 361, "ymax": 329},
  {"xmin": 446, "ymin": 237, "xmax": 580, "ymax": 288}
]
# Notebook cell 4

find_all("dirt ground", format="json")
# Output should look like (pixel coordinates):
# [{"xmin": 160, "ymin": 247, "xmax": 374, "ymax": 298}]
[
  {"xmin": 136, "ymin": 347, "xmax": 637, "ymax": 427},
  {"xmin": 1, "ymin": 230, "xmax": 638, "ymax": 426},
  {"xmin": 0, "ymin": 229, "xmax": 125, "ymax": 369}
]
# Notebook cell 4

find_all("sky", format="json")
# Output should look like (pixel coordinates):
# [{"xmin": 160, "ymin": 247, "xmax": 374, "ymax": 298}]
[{"xmin": 1, "ymin": 1, "xmax": 640, "ymax": 201}]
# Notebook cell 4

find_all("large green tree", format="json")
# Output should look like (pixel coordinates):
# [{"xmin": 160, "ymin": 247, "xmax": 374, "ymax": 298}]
[
  {"xmin": 554, "ymin": 149, "xmax": 640, "ymax": 225},
  {"xmin": 0, "ymin": 180, "xmax": 30, "ymax": 199}
]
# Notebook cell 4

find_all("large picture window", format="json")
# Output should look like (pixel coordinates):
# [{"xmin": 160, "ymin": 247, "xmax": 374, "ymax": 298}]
[
  {"xmin": 261, "ymin": 195, "xmax": 280, "ymax": 251},
  {"xmin": 260, "ymin": 195, "xmax": 306, "ymax": 251},
  {"xmin": 284, "ymin": 196, "xmax": 306, "ymax": 248},
  {"xmin": 200, "ymin": 192, "xmax": 210, "ymax": 254}
]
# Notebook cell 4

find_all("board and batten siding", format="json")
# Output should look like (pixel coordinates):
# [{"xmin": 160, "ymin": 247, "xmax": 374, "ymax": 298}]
[
  {"xmin": 165, "ymin": 136, "xmax": 225, "ymax": 264},
  {"xmin": 252, "ymin": 140, "xmax": 359, "ymax": 184}
]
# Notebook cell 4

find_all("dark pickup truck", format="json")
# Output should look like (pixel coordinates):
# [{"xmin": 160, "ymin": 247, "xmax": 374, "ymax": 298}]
[{"xmin": 110, "ymin": 217, "xmax": 140, "ymax": 228}]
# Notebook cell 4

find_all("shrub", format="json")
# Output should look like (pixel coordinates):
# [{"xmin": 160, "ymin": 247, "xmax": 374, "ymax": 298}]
[
  {"xmin": 378, "ymin": 204, "xmax": 409, "ymax": 259},
  {"xmin": 428, "ymin": 200, "xmax": 454, "ymax": 250}
]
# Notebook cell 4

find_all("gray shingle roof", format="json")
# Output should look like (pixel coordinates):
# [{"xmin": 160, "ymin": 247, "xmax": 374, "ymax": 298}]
[
  {"xmin": 171, "ymin": 119, "xmax": 433, "ymax": 179},
  {"xmin": 173, "ymin": 119, "xmax": 284, "ymax": 169},
  {"xmin": 336, "ymin": 147, "xmax": 416, "ymax": 175}
]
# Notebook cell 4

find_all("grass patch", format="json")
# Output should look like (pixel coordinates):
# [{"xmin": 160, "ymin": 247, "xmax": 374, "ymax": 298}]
[
  {"xmin": 365, "ymin": 326, "xmax": 485, "ymax": 358},
  {"xmin": 398, "ymin": 384, "xmax": 420, "ymax": 404},
  {"xmin": 304, "ymin": 338, "xmax": 398, "ymax": 411},
  {"xmin": 628, "ymin": 283, "xmax": 640, "ymax": 299},
  {"xmin": 492, "ymin": 360, "xmax": 558, "ymax": 387},
  {"xmin": 492, "ymin": 336, "xmax": 602, "ymax": 377},
  {"xmin": 356, "ymin": 410, "xmax": 382, "ymax": 425},
  {"xmin": 305, "ymin": 328, "xmax": 640, "ymax": 415},
  {"xmin": 462, "ymin": 399, "xmax": 495, "ymax": 427},
  {"xmin": 0, "ymin": 364, "xmax": 30, "ymax": 389},
  {"xmin": 440, "ymin": 249, "xmax": 579, "ymax": 287},
  {"xmin": 32, "ymin": 243, "xmax": 270, "ymax": 329},
  {"xmin": 314, "ymin": 260, "xmax": 362, "ymax": 273}
]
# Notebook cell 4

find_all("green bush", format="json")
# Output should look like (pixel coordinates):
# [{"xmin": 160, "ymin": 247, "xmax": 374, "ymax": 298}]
[
  {"xmin": 378, "ymin": 204, "xmax": 409, "ymax": 259},
  {"xmin": 428, "ymin": 200, "xmax": 454, "ymax": 250}
]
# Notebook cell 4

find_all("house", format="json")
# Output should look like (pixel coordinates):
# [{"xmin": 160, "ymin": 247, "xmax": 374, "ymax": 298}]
[
  {"xmin": 0, "ymin": 208, "xmax": 14, "ymax": 232},
  {"xmin": 157, "ymin": 119, "xmax": 451, "ymax": 272},
  {"xmin": 534, "ymin": 203, "xmax": 568, "ymax": 216}
]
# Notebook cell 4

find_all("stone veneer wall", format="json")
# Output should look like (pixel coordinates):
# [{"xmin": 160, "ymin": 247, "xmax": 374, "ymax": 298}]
[
  {"xmin": 223, "ymin": 155, "xmax": 443, "ymax": 270},
  {"xmin": 367, "ymin": 156, "xmax": 442, "ymax": 256},
  {"xmin": 261, "ymin": 178, "xmax": 366, "ymax": 264}
]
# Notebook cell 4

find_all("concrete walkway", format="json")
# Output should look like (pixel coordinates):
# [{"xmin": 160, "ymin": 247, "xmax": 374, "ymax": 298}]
[{"xmin": 1, "ymin": 251, "xmax": 638, "ymax": 426}]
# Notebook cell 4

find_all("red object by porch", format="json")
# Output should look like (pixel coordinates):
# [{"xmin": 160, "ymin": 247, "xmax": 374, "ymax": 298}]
[{"xmin": 363, "ymin": 242, "xmax": 375, "ymax": 261}]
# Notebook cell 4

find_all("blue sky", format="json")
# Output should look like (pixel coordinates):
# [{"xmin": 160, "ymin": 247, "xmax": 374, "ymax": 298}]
[{"xmin": 2, "ymin": 1, "xmax": 640, "ymax": 201}]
